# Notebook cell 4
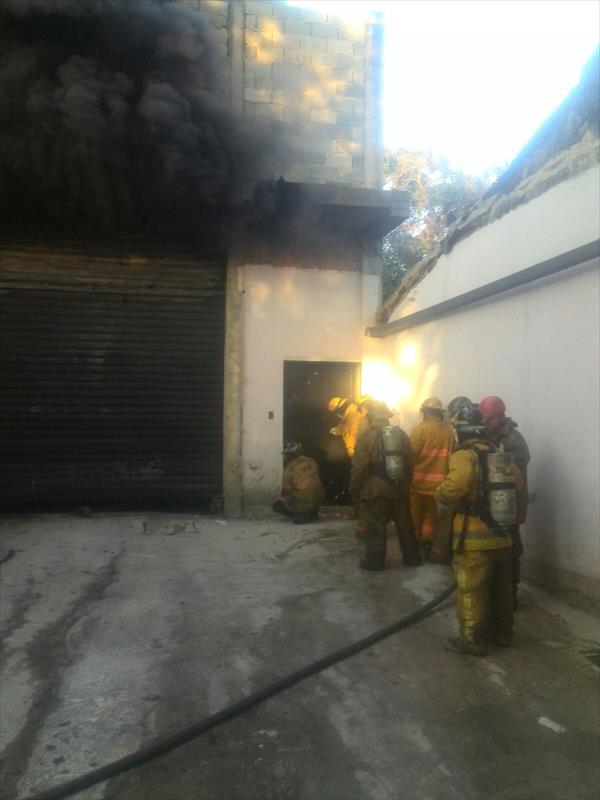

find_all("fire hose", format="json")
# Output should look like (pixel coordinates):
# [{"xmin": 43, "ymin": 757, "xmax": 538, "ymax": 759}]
[{"xmin": 24, "ymin": 582, "xmax": 456, "ymax": 800}]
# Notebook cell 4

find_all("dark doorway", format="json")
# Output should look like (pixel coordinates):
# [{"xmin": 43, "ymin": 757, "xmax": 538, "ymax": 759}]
[{"xmin": 283, "ymin": 361, "xmax": 360, "ymax": 505}]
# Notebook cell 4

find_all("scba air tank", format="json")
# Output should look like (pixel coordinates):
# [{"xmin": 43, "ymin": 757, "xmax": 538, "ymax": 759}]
[
  {"xmin": 486, "ymin": 451, "xmax": 517, "ymax": 526},
  {"xmin": 381, "ymin": 426, "xmax": 405, "ymax": 483}
]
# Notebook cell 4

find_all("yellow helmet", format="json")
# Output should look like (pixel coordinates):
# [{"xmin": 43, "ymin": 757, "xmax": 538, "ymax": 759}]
[
  {"xmin": 328, "ymin": 396, "xmax": 347, "ymax": 414},
  {"xmin": 421, "ymin": 396, "xmax": 443, "ymax": 411}
]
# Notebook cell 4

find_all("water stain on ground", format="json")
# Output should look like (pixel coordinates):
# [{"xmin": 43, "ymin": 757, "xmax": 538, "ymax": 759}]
[
  {"xmin": 274, "ymin": 529, "xmax": 349, "ymax": 561},
  {"xmin": 0, "ymin": 550, "xmax": 123, "ymax": 800}
]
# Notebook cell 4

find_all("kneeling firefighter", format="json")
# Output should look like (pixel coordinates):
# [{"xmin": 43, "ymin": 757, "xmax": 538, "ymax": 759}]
[
  {"xmin": 350, "ymin": 401, "xmax": 422, "ymax": 571},
  {"xmin": 435, "ymin": 405, "xmax": 523, "ymax": 656},
  {"xmin": 272, "ymin": 442, "xmax": 325, "ymax": 524}
]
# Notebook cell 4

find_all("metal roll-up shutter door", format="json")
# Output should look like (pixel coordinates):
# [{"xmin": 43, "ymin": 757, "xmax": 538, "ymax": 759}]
[{"xmin": 0, "ymin": 240, "xmax": 225, "ymax": 507}]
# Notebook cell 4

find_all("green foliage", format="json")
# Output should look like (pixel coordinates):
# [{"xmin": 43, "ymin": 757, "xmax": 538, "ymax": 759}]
[{"xmin": 382, "ymin": 149, "xmax": 502, "ymax": 298}]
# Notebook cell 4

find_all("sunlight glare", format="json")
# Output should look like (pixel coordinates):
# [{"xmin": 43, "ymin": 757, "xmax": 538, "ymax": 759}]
[{"xmin": 362, "ymin": 359, "xmax": 413, "ymax": 411}]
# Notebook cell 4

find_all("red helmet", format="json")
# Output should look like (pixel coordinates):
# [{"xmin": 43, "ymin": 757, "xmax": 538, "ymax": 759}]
[{"xmin": 479, "ymin": 395, "xmax": 506, "ymax": 417}]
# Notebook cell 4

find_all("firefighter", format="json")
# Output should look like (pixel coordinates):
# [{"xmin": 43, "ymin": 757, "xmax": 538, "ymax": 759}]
[
  {"xmin": 328, "ymin": 396, "xmax": 363, "ymax": 458},
  {"xmin": 409, "ymin": 397, "xmax": 454, "ymax": 556},
  {"xmin": 354, "ymin": 395, "xmax": 374, "ymax": 537},
  {"xmin": 272, "ymin": 441, "xmax": 325, "ymax": 524},
  {"xmin": 447, "ymin": 395, "xmax": 473, "ymax": 422},
  {"xmin": 350, "ymin": 400, "xmax": 422, "ymax": 571},
  {"xmin": 436, "ymin": 404, "xmax": 522, "ymax": 656},
  {"xmin": 479, "ymin": 395, "xmax": 531, "ymax": 608},
  {"xmin": 428, "ymin": 395, "xmax": 472, "ymax": 563},
  {"xmin": 356, "ymin": 395, "xmax": 373, "ymax": 436}
]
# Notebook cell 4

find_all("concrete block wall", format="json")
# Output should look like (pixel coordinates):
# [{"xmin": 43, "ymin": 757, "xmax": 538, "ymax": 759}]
[
  {"xmin": 194, "ymin": 0, "xmax": 382, "ymax": 188},
  {"xmin": 242, "ymin": 1, "xmax": 374, "ymax": 186}
]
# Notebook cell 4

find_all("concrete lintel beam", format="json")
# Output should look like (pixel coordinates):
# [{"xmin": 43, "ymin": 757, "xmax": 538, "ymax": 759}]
[
  {"xmin": 279, "ymin": 180, "xmax": 409, "ymax": 214},
  {"xmin": 271, "ymin": 180, "xmax": 410, "ymax": 239}
]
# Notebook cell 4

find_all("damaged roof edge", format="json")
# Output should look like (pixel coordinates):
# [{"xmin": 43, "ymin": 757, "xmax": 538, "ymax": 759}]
[
  {"xmin": 378, "ymin": 45, "xmax": 600, "ymax": 324},
  {"xmin": 367, "ymin": 239, "xmax": 600, "ymax": 338},
  {"xmin": 484, "ymin": 45, "xmax": 599, "ymax": 201}
]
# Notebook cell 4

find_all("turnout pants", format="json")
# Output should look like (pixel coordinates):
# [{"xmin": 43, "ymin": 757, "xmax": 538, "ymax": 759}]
[
  {"xmin": 362, "ymin": 495, "xmax": 422, "ymax": 567},
  {"xmin": 452, "ymin": 548, "xmax": 513, "ymax": 646},
  {"xmin": 509, "ymin": 525, "xmax": 523, "ymax": 601},
  {"xmin": 430, "ymin": 502, "xmax": 455, "ymax": 563},
  {"xmin": 356, "ymin": 499, "xmax": 368, "ymax": 536},
  {"xmin": 272, "ymin": 499, "xmax": 317, "ymax": 524},
  {"xmin": 410, "ymin": 491, "xmax": 437, "ymax": 542}
]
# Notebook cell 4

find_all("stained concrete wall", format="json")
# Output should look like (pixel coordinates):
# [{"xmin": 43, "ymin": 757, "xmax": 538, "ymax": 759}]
[
  {"xmin": 222, "ymin": 221, "xmax": 386, "ymax": 515},
  {"xmin": 370, "ymin": 162, "xmax": 600, "ymax": 601},
  {"xmin": 199, "ymin": 0, "xmax": 382, "ymax": 187},
  {"xmin": 215, "ymin": 1, "xmax": 387, "ymax": 512},
  {"xmin": 236, "ymin": 264, "xmax": 380, "ymax": 510}
]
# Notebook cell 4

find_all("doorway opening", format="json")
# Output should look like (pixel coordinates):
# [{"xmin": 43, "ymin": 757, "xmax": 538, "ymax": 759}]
[{"xmin": 283, "ymin": 361, "xmax": 361, "ymax": 505}]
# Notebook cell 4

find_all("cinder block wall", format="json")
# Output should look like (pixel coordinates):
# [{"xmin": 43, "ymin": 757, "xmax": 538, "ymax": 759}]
[
  {"xmin": 194, "ymin": 0, "xmax": 230, "ymax": 58},
  {"xmin": 202, "ymin": 1, "xmax": 386, "ymax": 514},
  {"xmin": 196, "ymin": 0, "xmax": 383, "ymax": 188}
]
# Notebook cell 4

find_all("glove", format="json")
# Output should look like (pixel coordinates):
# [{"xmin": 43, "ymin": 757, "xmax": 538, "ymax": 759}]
[{"xmin": 329, "ymin": 427, "xmax": 340, "ymax": 436}]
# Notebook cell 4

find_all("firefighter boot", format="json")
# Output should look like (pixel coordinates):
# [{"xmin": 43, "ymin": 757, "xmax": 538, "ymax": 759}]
[
  {"xmin": 360, "ymin": 558, "xmax": 385, "ymax": 572},
  {"xmin": 444, "ymin": 637, "xmax": 488, "ymax": 657}
]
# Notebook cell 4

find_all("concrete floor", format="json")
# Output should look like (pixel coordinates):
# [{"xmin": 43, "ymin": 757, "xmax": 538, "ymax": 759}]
[{"xmin": 1, "ymin": 512, "xmax": 599, "ymax": 800}]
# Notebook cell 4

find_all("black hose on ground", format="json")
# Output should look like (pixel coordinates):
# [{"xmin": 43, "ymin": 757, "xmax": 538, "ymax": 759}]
[{"xmin": 24, "ymin": 582, "xmax": 456, "ymax": 800}]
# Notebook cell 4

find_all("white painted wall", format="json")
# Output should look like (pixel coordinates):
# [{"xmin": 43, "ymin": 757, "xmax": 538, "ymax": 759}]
[
  {"xmin": 241, "ymin": 265, "xmax": 380, "ymax": 509},
  {"xmin": 375, "ymin": 164, "xmax": 600, "ymax": 588},
  {"xmin": 394, "ymin": 167, "xmax": 600, "ymax": 317}
]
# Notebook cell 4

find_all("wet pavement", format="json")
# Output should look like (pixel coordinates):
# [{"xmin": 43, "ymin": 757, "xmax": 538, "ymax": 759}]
[{"xmin": 1, "ymin": 512, "xmax": 598, "ymax": 800}]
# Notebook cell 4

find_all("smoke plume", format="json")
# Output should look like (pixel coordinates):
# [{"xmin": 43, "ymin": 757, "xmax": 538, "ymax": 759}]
[{"xmin": 0, "ymin": 0, "xmax": 283, "ymax": 237}]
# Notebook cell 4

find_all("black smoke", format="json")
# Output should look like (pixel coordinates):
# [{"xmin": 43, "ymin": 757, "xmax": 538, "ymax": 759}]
[{"xmin": 0, "ymin": 0, "xmax": 283, "ymax": 238}]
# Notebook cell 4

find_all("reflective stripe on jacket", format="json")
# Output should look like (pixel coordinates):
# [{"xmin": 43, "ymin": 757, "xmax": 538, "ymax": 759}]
[
  {"xmin": 435, "ymin": 440, "xmax": 523, "ymax": 551},
  {"xmin": 409, "ymin": 419, "xmax": 454, "ymax": 494}
]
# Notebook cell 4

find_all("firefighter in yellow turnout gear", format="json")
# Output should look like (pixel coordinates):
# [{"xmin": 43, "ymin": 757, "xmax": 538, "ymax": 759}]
[
  {"xmin": 436, "ymin": 405, "xmax": 523, "ymax": 656},
  {"xmin": 409, "ymin": 397, "xmax": 454, "ymax": 552},
  {"xmin": 328, "ymin": 396, "xmax": 364, "ymax": 458},
  {"xmin": 273, "ymin": 442, "xmax": 325, "ymax": 524},
  {"xmin": 350, "ymin": 401, "xmax": 422, "ymax": 570},
  {"xmin": 429, "ymin": 395, "xmax": 472, "ymax": 564}
]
